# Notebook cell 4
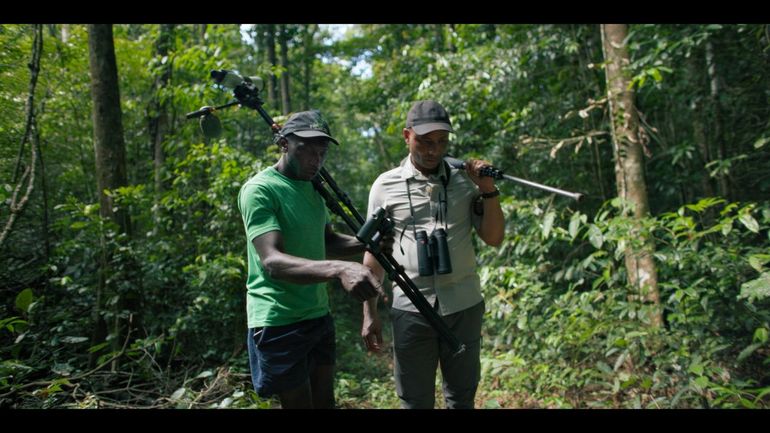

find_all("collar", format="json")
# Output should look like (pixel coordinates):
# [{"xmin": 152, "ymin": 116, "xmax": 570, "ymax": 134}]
[{"xmin": 399, "ymin": 155, "xmax": 448, "ymax": 183}]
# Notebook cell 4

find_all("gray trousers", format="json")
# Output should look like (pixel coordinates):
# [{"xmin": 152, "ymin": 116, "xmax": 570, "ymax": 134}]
[{"xmin": 391, "ymin": 300, "xmax": 484, "ymax": 409}]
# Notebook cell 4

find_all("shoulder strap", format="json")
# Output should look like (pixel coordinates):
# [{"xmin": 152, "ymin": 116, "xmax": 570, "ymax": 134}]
[{"xmin": 441, "ymin": 160, "xmax": 451, "ymax": 188}]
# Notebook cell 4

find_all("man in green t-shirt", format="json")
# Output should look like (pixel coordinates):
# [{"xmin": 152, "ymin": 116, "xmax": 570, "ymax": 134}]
[{"xmin": 238, "ymin": 110, "xmax": 389, "ymax": 409}]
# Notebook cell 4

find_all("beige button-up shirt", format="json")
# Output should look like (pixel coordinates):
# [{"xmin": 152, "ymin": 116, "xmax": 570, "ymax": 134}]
[{"xmin": 366, "ymin": 156, "xmax": 484, "ymax": 315}]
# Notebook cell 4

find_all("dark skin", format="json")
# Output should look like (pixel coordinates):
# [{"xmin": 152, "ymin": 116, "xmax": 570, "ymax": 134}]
[{"xmin": 252, "ymin": 133, "xmax": 392, "ymax": 408}]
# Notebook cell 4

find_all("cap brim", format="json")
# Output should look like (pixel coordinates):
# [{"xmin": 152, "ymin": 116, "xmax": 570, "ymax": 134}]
[
  {"xmin": 293, "ymin": 130, "xmax": 339, "ymax": 145},
  {"xmin": 412, "ymin": 122, "xmax": 453, "ymax": 135}
]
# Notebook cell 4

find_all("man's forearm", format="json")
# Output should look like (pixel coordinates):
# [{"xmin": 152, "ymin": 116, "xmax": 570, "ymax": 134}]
[
  {"xmin": 363, "ymin": 251, "xmax": 385, "ymax": 282},
  {"xmin": 478, "ymin": 196, "xmax": 505, "ymax": 247},
  {"xmin": 362, "ymin": 252, "xmax": 383, "ymax": 318},
  {"xmin": 326, "ymin": 232, "xmax": 366, "ymax": 259},
  {"xmin": 262, "ymin": 252, "xmax": 347, "ymax": 285}
]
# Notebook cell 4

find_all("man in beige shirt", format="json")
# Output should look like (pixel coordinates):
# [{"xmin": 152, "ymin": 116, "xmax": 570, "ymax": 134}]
[{"xmin": 361, "ymin": 100, "xmax": 505, "ymax": 409}]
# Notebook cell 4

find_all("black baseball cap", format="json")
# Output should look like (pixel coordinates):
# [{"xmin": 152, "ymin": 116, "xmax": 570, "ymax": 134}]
[
  {"xmin": 279, "ymin": 110, "xmax": 339, "ymax": 145},
  {"xmin": 405, "ymin": 100, "xmax": 454, "ymax": 135}
]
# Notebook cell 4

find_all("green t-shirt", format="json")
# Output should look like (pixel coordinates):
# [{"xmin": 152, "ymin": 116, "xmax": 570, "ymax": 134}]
[{"xmin": 238, "ymin": 166, "xmax": 330, "ymax": 328}]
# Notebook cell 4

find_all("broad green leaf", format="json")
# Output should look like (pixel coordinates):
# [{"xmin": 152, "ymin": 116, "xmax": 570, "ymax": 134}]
[
  {"xmin": 738, "ymin": 272, "xmax": 770, "ymax": 303},
  {"xmin": 748, "ymin": 255, "xmax": 769, "ymax": 272},
  {"xmin": 88, "ymin": 342, "xmax": 109, "ymax": 353},
  {"xmin": 625, "ymin": 331, "xmax": 647, "ymax": 339},
  {"xmin": 569, "ymin": 212, "xmax": 580, "ymax": 240},
  {"xmin": 688, "ymin": 363, "xmax": 704, "ymax": 376},
  {"xmin": 737, "ymin": 343, "xmax": 763, "ymax": 362},
  {"xmin": 40, "ymin": 378, "xmax": 72, "ymax": 396},
  {"xmin": 753, "ymin": 327, "xmax": 769, "ymax": 344},
  {"xmin": 70, "ymin": 221, "xmax": 89, "ymax": 230},
  {"xmin": 542, "ymin": 211, "xmax": 555, "ymax": 239},
  {"xmin": 196, "ymin": 370, "xmax": 214, "ymax": 379},
  {"xmin": 693, "ymin": 376, "xmax": 709, "ymax": 388},
  {"xmin": 721, "ymin": 220, "xmax": 733, "ymax": 236},
  {"xmin": 0, "ymin": 316, "xmax": 27, "ymax": 332},
  {"xmin": 613, "ymin": 352, "xmax": 627, "ymax": 371},
  {"xmin": 588, "ymin": 224, "xmax": 603, "ymax": 249},
  {"xmin": 650, "ymin": 68, "xmax": 662, "ymax": 82},
  {"xmin": 739, "ymin": 213, "xmax": 759, "ymax": 233},
  {"xmin": 517, "ymin": 315, "xmax": 527, "ymax": 330},
  {"xmin": 15, "ymin": 288, "xmax": 33, "ymax": 313},
  {"xmin": 170, "ymin": 387, "xmax": 187, "ymax": 401},
  {"xmin": 596, "ymin": 361, "xmax": 612, "ymax": 374},
  {"xmin": 640, "ymin": 377, "xmax": 653, "ymax": 390}
]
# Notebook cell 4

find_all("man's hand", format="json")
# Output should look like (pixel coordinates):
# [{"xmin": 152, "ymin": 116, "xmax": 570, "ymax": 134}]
[
  {"xmin": 362, "ymin": 307, "xmax": 383, "ymax": 353},
  {"xmin": 338, "ymin": 262, "xmax": 383, "ymax": 302},
  {"xmin": 465, "ymin": 158, "xmax": 497, "ymax": 193}
]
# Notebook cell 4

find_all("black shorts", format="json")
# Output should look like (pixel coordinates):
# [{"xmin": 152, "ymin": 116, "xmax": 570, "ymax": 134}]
[{"xmin": 247, "ymin": 314, "xmax": 335, "ymax": 398}]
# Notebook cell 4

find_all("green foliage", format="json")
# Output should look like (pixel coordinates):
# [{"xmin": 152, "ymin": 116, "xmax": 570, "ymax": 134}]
[
  {"xmin": 2, "ymin": 23, "xmax": 770, "ymax": 408},
  {"xmin": 740, "ymin": 273, "xmax": 770, "ymax": 303},
  {"xmin": 479, "ymin": 196, "xmax": 770, "ymax": 408}
]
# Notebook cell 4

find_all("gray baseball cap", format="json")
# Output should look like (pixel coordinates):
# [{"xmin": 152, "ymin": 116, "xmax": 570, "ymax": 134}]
[
  {"xmin": 279, "ymin": 110, "xmax": 339, "ymax": 145},
  {"xmin": 405, "ymin": 100, "xmax": 454, "ymax": 135}
]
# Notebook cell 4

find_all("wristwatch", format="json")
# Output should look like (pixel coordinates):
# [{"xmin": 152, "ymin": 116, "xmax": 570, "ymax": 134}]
[{"xmin": 480, "ymin": 188, "xmax": 500, "ymax": 199}]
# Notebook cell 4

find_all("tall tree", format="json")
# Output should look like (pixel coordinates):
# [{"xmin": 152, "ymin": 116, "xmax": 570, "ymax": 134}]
[
  {"xmin": 601, "ymin": 24, "xmax": 663, "ymax": 328},
  {"xmin": 148, "ymin": 24, "xmax": 175, "ymax": 209},
  {"xmin": 196, "ymin": 24, "xmax": 207, "ymax": 43},
  {"xmin": 265, "ymin": 24, "xmax": 279, "ymax": 112},
  {"xmin": 302, "ymin": 24, "xmax": 316, "ymax": 111},
  {"xmin": 0, "ymin": 25, "xmax": 43, "ymax": 249},
  {"xmin": 705, "ymin": 38, "xmax": 731, "ymax": 201},
  {"xmin": 278, "ymin": 24, "xmax": 291, "ymax": 114},
  {"xmin": 87, "ymin": 24, "xmax": 134, "ymax": 365},
  {"xmin": 60, "ymin": 24, "xmax": 70, "ymax": 43},
  {"xmin": 688, "ymin": 50, "xmax": 717, "ymax": 205}
]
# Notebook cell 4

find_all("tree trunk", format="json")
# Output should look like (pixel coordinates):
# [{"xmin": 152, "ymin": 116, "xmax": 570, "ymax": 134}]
[
  {"xmin": 447, "ymin": 24, "xmax": 457, "ymax": 53},
  {"xmin": 686, "ymin": 49, "xmax": 717, "ymax": 203},
  {"xmin": 36, "ymin": 93, "xmax": 51, "ymax": 261},
  {"xmin": 692, "ymin": 97, "xmax": 717, "ymax": 203},
  {"xmin": 89, "ymin": 24, "xmax": 131, "ymax": 238},
  {"xmin": 266, "ymin": 24, "xmax": 279, "ymax": 112},
  {"xmin": 0, "ymin": 25, "xmax": 42, "ymax": 250},
  {"xmin": 197, "ymin": 24, "xmax": 207, "ymax": 43},
  {"xmin": 61, "ymin": 24, "xmax": 70, "ymax": 43},
  {"xmin": 149, "ymin": 24, "xmax": 175, "ymax": 215},
  {"xmin": 705, "ymin": 39, "xmax": 731, "ymax": 201},
  {"xmin": 87, "ymin": 24, "xmax": 135, "ymax": 366},
  {"xmin": 434, "ymin": 24, "xmax": 445, "ymax": 52},
  {"xmin": 278, "ymin": 25, "xmax": 292, "ymax": 115},
  {"xmin": 601, "ymin": 24, "xmax": 663, "ymax": 328},
  {"xmin": 302, "ymin": 24, "xmax": 316, "ymax": 111}
]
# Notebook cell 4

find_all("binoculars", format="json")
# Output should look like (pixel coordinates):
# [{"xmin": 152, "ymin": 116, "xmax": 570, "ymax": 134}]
[{"xmin": 416, "ymin": 229, "xmax": 452, "ymax": 276}]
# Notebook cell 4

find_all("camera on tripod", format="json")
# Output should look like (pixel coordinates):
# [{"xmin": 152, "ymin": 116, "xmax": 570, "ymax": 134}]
[
  {"xmin": 210, "ymin": 70, "xmax": 264, "ymax": 110},
  {"xmin": 416, "ymin": 228, "xmax": 452, "ymax": 276}
]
